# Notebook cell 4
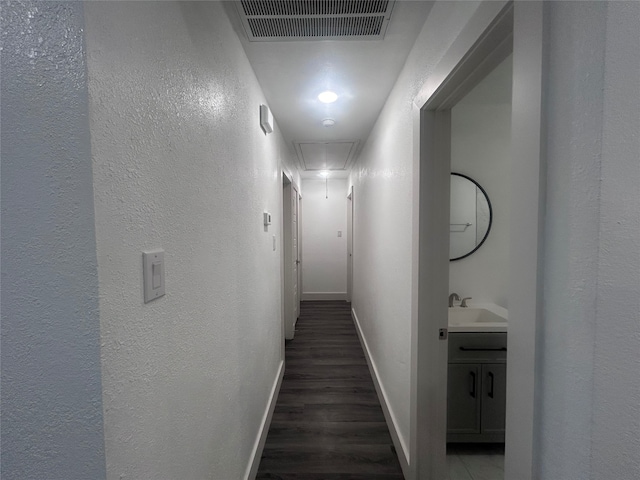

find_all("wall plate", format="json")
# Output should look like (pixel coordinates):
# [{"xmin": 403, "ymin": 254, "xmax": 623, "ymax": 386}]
[{"xmin": 143, "ymin": 249, "xmax": 165, "ymax": 303}]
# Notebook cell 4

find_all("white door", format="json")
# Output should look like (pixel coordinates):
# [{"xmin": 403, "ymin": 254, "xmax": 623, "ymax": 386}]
[
  {"xmin": 292, "ymin": 185, "xmax": 299, "ymax": 322},
  {"xmin": 283, "ymin": 178, "xmax": 296, "ymax": 339},
  {"xmin": 347, "ymin": 186, "xmax": 353, "ymax": 303}
]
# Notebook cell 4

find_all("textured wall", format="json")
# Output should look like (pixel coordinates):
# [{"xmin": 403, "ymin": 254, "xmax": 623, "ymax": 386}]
[
  {"xmin": 591, "ymin": 1, "xmax": 640, "ymax": 472},
  {"xmin": 83, "ymin": 2, "xmax": 295, "ymax": 478},
  {"xmin": 590, "ymin": 2, "xmax": 640, "ymax": 475},
  {"xmin": 301, "ymin": 178, "xmax": 348, "ymax": 299},
  {"xmin": 348, "ymin": 1, "xmax": 481, "ymax": 458},
  {"xmin": 450, "ymin": 55, "xmax": 512, "ymax": 307},
  {"xmin": 538, "ymin": 1, "xmax": 640, "ymax": 478},
  {"xmin": 0, "ymin": 2, "xmax": 106, "ymax": 479}
]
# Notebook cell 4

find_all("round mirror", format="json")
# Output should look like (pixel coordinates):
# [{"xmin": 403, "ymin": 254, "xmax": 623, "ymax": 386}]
[{"xmin": 450, "ymin": 173, "xmax": 492, "ymax": 261}]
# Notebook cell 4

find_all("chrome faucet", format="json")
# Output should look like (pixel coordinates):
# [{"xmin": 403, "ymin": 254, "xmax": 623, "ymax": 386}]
[
  {"xmin": 461, "ymin": 297, "xmax": 472, "ymax": 308},
  {"xmin": 448, "ymin": 293, "xmax": 460, "ymax": 308}
]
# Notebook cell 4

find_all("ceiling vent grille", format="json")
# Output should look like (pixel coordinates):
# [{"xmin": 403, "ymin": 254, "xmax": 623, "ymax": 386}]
[
  {"xmin": 240, "ymin": 0, "xmax": 390, "ymax": 16},
  {"xmin": 236, "ymin": 0, "xmax": 395, "ymax": 41}
]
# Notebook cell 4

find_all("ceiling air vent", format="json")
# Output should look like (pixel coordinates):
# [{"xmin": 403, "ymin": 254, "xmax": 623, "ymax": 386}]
[{"xmin": 236, "ymin": 0, "xmax": 396, "ymax": 41}]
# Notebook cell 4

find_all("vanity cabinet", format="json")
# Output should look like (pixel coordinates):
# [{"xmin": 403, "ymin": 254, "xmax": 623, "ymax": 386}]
[{"xmin": 447, "ymin": 333, "xmax": 507, "ymax": 443}]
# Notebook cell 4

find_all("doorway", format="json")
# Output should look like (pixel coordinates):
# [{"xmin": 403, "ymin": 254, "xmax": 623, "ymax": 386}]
[
  {"xmin": 347, "ymin": 186, "xmax": 353, "ymax": 303},
  {"xmin": 282, "ymin": 172, "xmax": 301, "ymax": 340},
  {"xmin": 412, "ymin": 3, "xmax": 545, "ymax": 479},
  {"xmin": 446, "ymin": 51, "xmax": 512, "ymax": 480}
]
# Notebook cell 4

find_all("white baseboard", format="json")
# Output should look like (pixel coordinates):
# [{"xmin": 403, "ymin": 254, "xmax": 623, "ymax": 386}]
[
  {"xmin": 351, "ymin": 307, "xmax": 411, "ymax": 478},
  {"xmin": 244, "ymin": 359, "xmax": 284, "ymax": 480},
  {"xmin": 301, "ymin": 292, "xmax": 347, "ymax": 301}
]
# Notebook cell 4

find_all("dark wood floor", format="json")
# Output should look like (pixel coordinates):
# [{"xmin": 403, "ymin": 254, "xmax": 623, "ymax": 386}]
[{"xmin": 257, "ymin": 301, "xmax": 405, "ymax": 480}]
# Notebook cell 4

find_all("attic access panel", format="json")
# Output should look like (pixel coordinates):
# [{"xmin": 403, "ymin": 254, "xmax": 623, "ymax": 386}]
[
  {"xmin": 296, "ymin": 141, "xmax": 358, "ymax": 171},
  {"xmin": 236, "ymin": 0, "xmax": 396, "ymax": 41}
]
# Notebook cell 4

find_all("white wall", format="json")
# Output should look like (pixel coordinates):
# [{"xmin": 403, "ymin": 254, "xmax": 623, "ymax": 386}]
[
  {"xmin": 301, "ymin": 177, "xmax": 348, "ymax": 300},
  {"xmin": 537, "ymin": 2, "xmax": 640, "ymax": 478},
  {"xmin": 348, "ymin": 1, "xmax": 483, "ymax": 463},
  {"xmin": 84, "ymin": 2, "xmax": 298, "ymax": 478},
  {"xmin": 449, "ymin": 55, "xmax": 512, "ymax": 307},
  {"xmin": 0, "ymin": 2, "xmax": 106, "ymax": 478},
  {"xmin": 351, "ymin": 3, "xmax": 640, "ymax": 477}
]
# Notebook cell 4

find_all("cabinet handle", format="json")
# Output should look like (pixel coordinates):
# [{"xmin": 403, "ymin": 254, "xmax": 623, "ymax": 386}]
[
  {"xmin": 469, "ymin": 371, "xmax": 476, "ymax": 398},
  {"xmin": 488, "ymin": 372, "xmax": 495, "ymax": 399},
  {"xmin": 459, "ymin": 347, "xmax": 507, "ymax": 352}
]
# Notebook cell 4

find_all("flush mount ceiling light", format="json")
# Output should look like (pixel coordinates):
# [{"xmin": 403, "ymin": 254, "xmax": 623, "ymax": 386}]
[
  {"xmin": 322, "ymin": 118, "xmax": 336, "ymax": 127},
  {"xmin": 318, "ymin": 170, "xmax": 330, "ymax": 178},
  {"xmin": 318, "ymin": 91, "xmax": 338, "ymax": 103}
]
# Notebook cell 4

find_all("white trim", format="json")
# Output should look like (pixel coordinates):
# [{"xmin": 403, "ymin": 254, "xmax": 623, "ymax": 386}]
[
  {"xmin": 413, "ymin": 1, "xmax": 512, "ymax": 110},
  {"xmin": 301, "ymin": 292, "xmax": 347, "ymax": 301},
  {"xmin": 504, "ymin": 4, "xmax": 545, "ymax": 478},
  {"xmin": 351, "ymin": 307, "xmax": 410, "ymax": 479},
  {"xmin": 413, "ymin": 108, "xmax": 451, "ymax": 480},
  {"xmin": 244, "ymin": 360, "xmax": 284, "ymax": 480},
  {"xmin": 282, "ymin": 172, "xmax": 302, "ymax": 342},
  {"xmin": 347, "ymin": 185, "xmax": 354, "ymax": 304},
  {"xmin": 283, "ymin": 175, "xmax": 294, "ymax": 340}
]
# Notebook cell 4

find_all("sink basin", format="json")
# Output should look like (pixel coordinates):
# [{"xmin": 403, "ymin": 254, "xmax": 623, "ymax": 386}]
[
  {"xmin": 448, "ymin": 304, "xmax": 508, "ymax": 332},
  {"xmin": 449, "ymin": 307, "xmax": 505, "ymax": 324}
]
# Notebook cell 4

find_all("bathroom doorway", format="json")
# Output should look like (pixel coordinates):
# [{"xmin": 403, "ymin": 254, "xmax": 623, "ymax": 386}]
[
  {"xmin": 412, "ymin": 3, "xmax": 545, "ymax": 479},
  {"xmin": 446, "ymin": 50, "xmax": 512, "ymax": 480}
]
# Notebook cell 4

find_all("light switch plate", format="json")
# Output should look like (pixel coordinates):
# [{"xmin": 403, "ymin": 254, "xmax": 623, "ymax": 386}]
[{"xmin": 143, "ymin": 249, "xmax": 165, "ymax": 303}]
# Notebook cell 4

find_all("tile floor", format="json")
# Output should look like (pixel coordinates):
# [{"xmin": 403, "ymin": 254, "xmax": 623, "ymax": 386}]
[{"xmin": 447, "ymin": 443, "xmax": 505, "ymax": 480}]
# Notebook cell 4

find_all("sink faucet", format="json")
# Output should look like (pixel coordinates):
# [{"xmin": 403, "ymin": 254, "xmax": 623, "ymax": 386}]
[
  {"xmin": 448, "ymin": 293, "xmax": 460, "ymax": 308},
  {"xmin": 461, "ymin": 297, "xmax": 472, "ymax": 308}
]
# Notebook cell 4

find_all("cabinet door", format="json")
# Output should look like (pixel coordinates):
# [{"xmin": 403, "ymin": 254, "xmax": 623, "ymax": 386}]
[
  {"xmin": 481, "ymin": 363, "xmax": 506, "ymax": 434},
  {"xmin": 447, "ymin": 364, "xmax": 481, "ymax": 434}
]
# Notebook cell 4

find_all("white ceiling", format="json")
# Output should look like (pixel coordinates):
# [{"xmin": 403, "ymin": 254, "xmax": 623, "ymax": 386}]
[{"xmin": 224, "ymin": 0, "xmax": 434, "ymax": 178}]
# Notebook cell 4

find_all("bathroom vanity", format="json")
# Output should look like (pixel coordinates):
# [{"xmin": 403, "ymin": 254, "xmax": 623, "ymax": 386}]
[{"xmin": 447, "ymin": 305, "xmax": 507, "ymax": 443}]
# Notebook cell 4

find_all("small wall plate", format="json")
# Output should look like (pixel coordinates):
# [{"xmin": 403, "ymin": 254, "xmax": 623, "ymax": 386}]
[{"xmin": 143, "ymin": 249, "xmax": 165, "ymax": 303}]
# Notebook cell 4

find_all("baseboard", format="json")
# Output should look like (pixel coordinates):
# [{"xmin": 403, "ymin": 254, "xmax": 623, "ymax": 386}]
[
  {"xmin": 244, "ymin": 359, "xmax": 284, "ymax": 480},
  {"xmin": 301, "ymin": 292, "xmax": 347, "ymax": 301},
  {"xmin": 351, "ymin": 307, "xmax": 411, "ymax": 479}
]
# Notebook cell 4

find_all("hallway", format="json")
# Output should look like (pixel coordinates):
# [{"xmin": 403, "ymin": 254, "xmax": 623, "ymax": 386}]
[
  {"xmin": 3, "ymin": 2, "xmax": 639, "ymax": 478},
  {"xmin": 257, "ymin": 301, "xmax": 404, "ymax": 479}
]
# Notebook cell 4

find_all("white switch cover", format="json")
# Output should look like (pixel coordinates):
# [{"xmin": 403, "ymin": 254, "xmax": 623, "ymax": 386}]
[
  {"xmin": 143, "ymin": 249, "xmax": 165, "ymax": 303},
  {"xmin": 338, "ymin": 231, "xmax": 342, "ymax": 237}
]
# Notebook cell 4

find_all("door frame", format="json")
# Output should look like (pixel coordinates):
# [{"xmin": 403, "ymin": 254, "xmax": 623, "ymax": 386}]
[
  {"xmin": 411, "ymin": 2, "xmax": 545, "ymax": 479},
  {"xmin": 282, "ymin": 171, "xmax": 301, "ymax": 340},
  {"xmin": 347, "ymin": 186, "xmax": 354, "ymax": 303},
  {"xmin": 294, "ymin": 186, "xmax": 301, "ymax": 325}
]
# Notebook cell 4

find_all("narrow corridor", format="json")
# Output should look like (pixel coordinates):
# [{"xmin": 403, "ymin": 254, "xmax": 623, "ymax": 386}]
[{"xmin": 257, "ymin": 301, "xmax": 404, "ymax": 479}]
